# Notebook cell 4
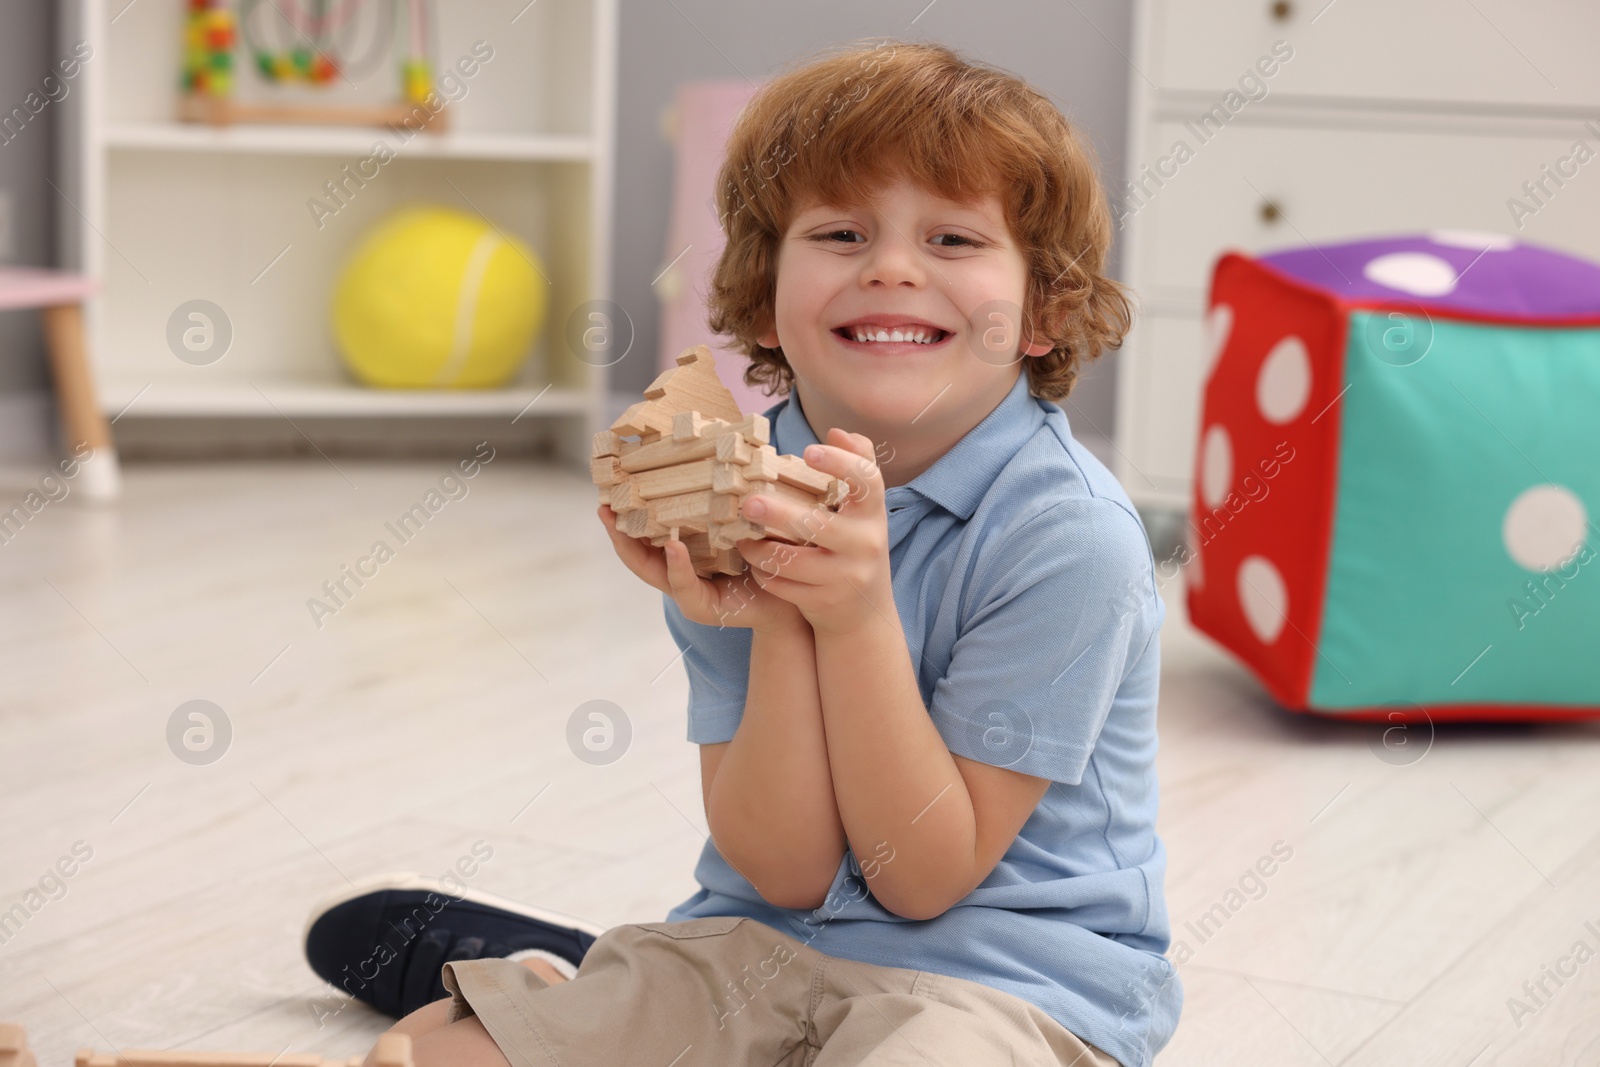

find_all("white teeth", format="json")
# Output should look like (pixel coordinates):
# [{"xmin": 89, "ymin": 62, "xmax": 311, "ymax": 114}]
[{"xmin": 848, "ymin": 326, "xmax": 940, "ymax": 344}]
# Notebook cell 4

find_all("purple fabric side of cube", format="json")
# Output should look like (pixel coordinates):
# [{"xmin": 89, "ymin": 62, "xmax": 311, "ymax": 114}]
[{"xmin": 1256, "ymin": 234, "xmax": 1600, "ymax": 320}]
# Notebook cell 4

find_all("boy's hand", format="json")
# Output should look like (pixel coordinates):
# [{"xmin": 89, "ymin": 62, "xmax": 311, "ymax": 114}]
[
  {"xmin": 598, "ymin": 504, "xmax": 805, "ymax": 634},
  {"xmin": 735, "ymin": 428, "xmax": 895, "ymax": 637}
]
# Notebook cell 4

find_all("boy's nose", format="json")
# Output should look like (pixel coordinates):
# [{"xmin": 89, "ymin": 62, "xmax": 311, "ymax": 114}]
[{"xmin": 860, "ymin": 234, "xmax": 928, "ymax": 287}]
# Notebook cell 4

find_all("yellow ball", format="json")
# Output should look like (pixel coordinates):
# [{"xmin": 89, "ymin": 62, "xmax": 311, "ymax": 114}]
[{"xmin": 333, "ymin": 205, "xmax": 546, "ymax": 388}]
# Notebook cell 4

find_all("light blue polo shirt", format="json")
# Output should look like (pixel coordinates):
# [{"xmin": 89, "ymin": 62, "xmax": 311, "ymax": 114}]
[{"xmin": 662, "ymin": 371, "xmax": 1181, "ymax": 1067}]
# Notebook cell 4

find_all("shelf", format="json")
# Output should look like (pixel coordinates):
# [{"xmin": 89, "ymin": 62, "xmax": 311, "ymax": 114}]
[
  {"xmin": 99, "ymin": 379, "xmax": 591, "ymax": 419},
  {"xmin": 105, "ymin": 121, "xmax": 596, "ymax": 163},
  {"xmin": 65, "ymin": 0, "xmax": 618, "ymax": 465}
]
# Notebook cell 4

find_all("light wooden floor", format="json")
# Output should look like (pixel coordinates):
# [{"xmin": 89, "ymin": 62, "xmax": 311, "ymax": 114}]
[{"xmin": 3, "ymin": 459, "xmax": 1598, "ymax": 1067}]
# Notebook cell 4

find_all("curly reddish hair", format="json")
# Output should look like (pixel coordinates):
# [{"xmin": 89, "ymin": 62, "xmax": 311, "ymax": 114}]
[{"xmin": 706, "ymin": 38, "xmax": 1132, "ymax": 402}]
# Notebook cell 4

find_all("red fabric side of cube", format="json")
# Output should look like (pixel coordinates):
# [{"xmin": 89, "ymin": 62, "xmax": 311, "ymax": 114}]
[{"xmin": 1185, "ymin": 253, "xmax": 1347, "ymax": 710}]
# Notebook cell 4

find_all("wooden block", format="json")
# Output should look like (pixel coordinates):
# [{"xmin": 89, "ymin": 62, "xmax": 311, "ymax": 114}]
[
  {"xmin": 711, "ymin": 461, "xmax": 749, "ymax": 495},
  {"xmin": 745, "ymin": 447, "xmax": 780, "ymax": 482},
  {"xmin": 54, "ymin": 1028, "xmax": 411, "ymax": 1067},
  {"xmin": 652, "ymin": 489, "xmax": 714, "ymax": 527},
  {"xmin": 704, "ymin": 545, "xmax": 745, "ymax": 576},
  {"xmin": 372, "ymin": 1033, "xmax": 416, "ymax": 1067},
  {"xmin": 708, "ymin": 518, "xmax": 767, "ymax": 549},
  {"xmin": 589, "ymin": 455, "xmax": 623, "ymax": 487},
  {"xmin": 736, "ymin": 413, "xmax": 771, "ymax": 447},
  {"xmin": 714, "ymin": 431, "xmax": 751, "ymax": 464},
  {"xmin": 591, "ymin": 430, "xmax": 623, "ymax": 458},
  {"xmin": 709, "ymin": 493, "xmax": 742, "ymax": 523},
  {"xmin": 770, "ymin": 452, "xmax": 836, "ymax": 495},
  {"xmin": 636, "ymin": 345, "xmax": 743, "ymax": 424},
  {"xmin": 768, "ymin": 480, "xmax": 828, "ymax": 509},
  {"xmin": 610, "ymin": 400, "xmax": 674, "ymax": 438},
  {"xmin": 619, "ymin": 434, "xmax": 720, "ymax": 473},
  {"xmin": 672, "ymin": 411, "xmax": 712, "ymax": 442},
  {"xmin": 633, "ymin": 458, "xmax": 715, "ymax": 499},
  {"xmin": 651, "ymin": 528, "xmax": 706, "ymax": 551},
  {"xmin": 0, "ymin": 1023, "xmax": 36, "ymax": 1067},
  {"xmin": 617, "ymin": 507, "xmax": 653, "ymax": 538},
  {"xmin": 597, "ymin": 485, "xmax": 613, "ymax": 506},
  {"xmin": 609, "ymin": 480, "xmax": 645, "ymax": 513}
]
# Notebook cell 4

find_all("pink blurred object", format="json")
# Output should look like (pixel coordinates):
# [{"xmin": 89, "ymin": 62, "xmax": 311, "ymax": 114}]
[
  {"xmin": 0, "ymin": 266, "xmax": 97, "ymax": 310},
  {"xmin": 654, "ymin": 79, "xmax": 778, "ymax": 415},
  {"xmin": 0, "ymin": 267, "xmax": 120, "ymax": 499}
]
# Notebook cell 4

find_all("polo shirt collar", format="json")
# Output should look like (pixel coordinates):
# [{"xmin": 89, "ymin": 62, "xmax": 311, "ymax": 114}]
[{"xmin": 773, "ymin": 372, "xmax": 1043, "ymax": 520}]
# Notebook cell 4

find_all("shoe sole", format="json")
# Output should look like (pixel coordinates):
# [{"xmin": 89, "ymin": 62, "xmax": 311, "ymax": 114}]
[{"xmin": 302, "ymin": 871, "xmax": 610, "ymax": 950}]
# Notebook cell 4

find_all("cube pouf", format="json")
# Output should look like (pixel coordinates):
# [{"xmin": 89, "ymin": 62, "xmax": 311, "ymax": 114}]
[{"xmin": 1187, "ymin": 232, "xmax": 1600, "ymax": 721}]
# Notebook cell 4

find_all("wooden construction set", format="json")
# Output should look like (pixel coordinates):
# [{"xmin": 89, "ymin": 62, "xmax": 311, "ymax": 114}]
[
  {"xmin": 593, "ymin": 345, "xmax": 846, "ymax": 578},
  {"xmin": 0, "ymin": 1023, "xmax": 412, "ymax": 1067}
]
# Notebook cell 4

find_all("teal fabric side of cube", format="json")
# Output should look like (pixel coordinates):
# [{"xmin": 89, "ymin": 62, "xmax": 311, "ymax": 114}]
[{"xmin": 1310, "ymin": 314, "xmax": 1600, "ymax": 709}]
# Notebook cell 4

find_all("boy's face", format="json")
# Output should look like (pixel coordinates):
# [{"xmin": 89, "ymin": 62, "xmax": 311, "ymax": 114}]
[{"xmin": 757, "ymin": 173, "xmax": 1051, "ymax": 450}]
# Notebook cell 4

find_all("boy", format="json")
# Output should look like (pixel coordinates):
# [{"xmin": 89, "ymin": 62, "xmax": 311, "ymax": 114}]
[{"xmin": 304, "ymin": 37, "xmax": 1180, "ymax": 1067}]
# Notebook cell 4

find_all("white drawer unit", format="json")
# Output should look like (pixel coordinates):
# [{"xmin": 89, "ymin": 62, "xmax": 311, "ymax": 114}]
[
  {"xmin": 1149, "ymin": 0, "xmax": 1600, "ymax": 110},
  {"xmin": 1116, "ymin": 0, "xmax": 1600, "ymax": 508}
]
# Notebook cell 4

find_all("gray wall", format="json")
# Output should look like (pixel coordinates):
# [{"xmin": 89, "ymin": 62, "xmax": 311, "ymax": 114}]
[
  {"xmin": 0, "ymin": 0, "xmax": 59, "ymax": 393},
  {"xmin": 0, "ymin": 1, "xmax": 1130, "ymax": 439},
  {"xmin": 611, "ymin": 0, "xmax": 1133, "ymax": 437}
]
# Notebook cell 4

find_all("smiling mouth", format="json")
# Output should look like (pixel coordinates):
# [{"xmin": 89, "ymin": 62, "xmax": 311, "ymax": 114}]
[{"xmin": 832, "ymin": 325, "xmax": 952, "ymax": 347}]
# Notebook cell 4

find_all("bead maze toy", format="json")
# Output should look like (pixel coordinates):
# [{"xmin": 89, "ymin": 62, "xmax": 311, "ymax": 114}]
[
  {"xmin": 594, "ymin": 345, "xmax": 847, "ymax": 578},
  {"xmin": 0, "ymin": 1023, "xmax": 413, "ymax": 1067},
  {"xmin": 178, "ymin": 0, "xmax": 448, "ymax": 133}
]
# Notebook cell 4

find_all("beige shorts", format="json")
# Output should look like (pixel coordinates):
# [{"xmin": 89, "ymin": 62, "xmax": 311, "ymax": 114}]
[{"xmin": 440, "ymin": 914, "xmax": 1120, "ymax": 1067}]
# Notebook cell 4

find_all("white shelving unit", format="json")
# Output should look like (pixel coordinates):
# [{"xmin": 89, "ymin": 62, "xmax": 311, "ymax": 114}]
[{"xmin": 57, "ymin": 0, "xmax": 617, "ymax": 461}]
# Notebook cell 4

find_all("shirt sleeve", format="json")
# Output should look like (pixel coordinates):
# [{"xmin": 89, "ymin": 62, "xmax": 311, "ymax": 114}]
[
  {"xmin": 926, "ymin": 496, "xmax": 1160, "ymax": 785},
  {"xmin": 662, "ymin": 593, "xmax": 753, "ymax": 744}
]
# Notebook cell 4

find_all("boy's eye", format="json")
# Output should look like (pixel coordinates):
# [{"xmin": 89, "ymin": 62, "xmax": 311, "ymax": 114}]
[{"xmin": 806, "ymin": 230, "xmax": 984, "ymax": 247}]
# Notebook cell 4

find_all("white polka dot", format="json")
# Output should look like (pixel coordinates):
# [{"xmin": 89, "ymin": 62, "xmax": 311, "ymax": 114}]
[
  {"xmin": 1256, "ymin": 336, "xmax": 1312, "ymax": 424},
  {"xmin": 1205, "ymin": 303, "xmax": 1233, "ymax": 374},
  {"xmin": 1363, "ymin": 252, "xmax": 1458, "ymax": 297},
  {"xmin": 1429, "ymin": 229, "xmax": 1517, "ymax": 251},
  {"xmin": 1200, "ymin": 425, "xmax": 1232, "ymax": 509},
  {"xmin": 1503, "ymin": 485, "xmax": 1589, "ymax": 570},
  {"xmin": 1238, "ymin": 556, "xmax": 1288, "ymax": 644}
]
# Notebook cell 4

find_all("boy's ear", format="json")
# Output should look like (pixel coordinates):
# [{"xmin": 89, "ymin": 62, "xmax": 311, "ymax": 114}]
[
  {"xmin": 757, "ymin": 321, "xmax": 780, "ymax": 349},
  {"xmin": 1022, "ymin": 339, "xmax": 1054, "ymax": 357}
]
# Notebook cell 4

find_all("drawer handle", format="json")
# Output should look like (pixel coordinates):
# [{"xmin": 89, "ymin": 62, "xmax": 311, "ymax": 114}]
[
  {"xmin": 1259, "ymin": 199, "xmax": 1283, "ymax": 224},
  {"xmin": 1269, "ymin": 0, "xmax": 1292, "ymax": 20}
]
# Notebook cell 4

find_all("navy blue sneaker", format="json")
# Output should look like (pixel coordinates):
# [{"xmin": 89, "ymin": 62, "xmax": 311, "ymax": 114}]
[{"xmin": 302, "ymin": 873, "xmax": 607, "ymax": 1018}]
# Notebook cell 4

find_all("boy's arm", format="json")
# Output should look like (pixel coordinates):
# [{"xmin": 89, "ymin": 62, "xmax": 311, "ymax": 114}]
[
  {"xmin": 812, "ymin": 615, "xmax": 1051, "ymax": 921},
  {"xmin": 704, "ymin": 618, "xmax": 848, "ymax": 911},
  {"xmin": 731, "ymin": 437, "xmax": 1148, "ymax": 924}
]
